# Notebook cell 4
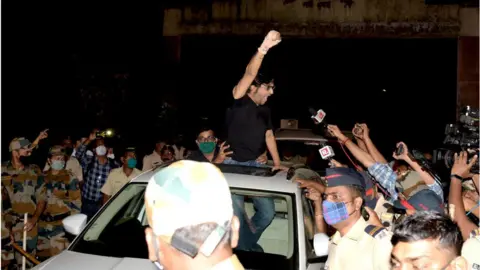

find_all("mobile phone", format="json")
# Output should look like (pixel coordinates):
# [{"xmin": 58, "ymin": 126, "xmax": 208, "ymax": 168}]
[
  {"xmin": 353, "ymin": 124, "xmax": 363, "ymax": 137},
  {"xmin": 395, "ymin": 144, "xmax": 404, "ymax": 156}
]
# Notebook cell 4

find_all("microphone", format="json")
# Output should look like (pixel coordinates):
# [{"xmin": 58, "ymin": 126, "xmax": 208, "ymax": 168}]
[
  {"xmin": 309, "ymin": 107, "xmax": 329, "ymax": 136},
  {"xmin": 309, "ymin": 108, "xmax": 327, "ymax": 125}
]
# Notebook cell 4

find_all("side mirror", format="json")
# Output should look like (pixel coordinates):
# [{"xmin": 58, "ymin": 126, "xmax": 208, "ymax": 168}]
[
  {"xmin": 63, "ymin": 214, "xmax": 88, "ymax": 236},
  {"xmin": 313, "ymin": 233, "xmax": 329, "ymax": 257}
]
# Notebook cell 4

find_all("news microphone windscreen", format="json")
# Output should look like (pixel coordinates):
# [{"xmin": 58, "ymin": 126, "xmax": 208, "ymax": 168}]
[{"xmin": 309, "ymin": 108, "xmax": 317, "ymax": 116}]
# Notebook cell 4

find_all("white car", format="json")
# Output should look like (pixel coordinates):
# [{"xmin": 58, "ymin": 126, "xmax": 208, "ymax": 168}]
[{"xmin": 32, "ymin": 163, "xmax": 328, "ymax": 270}]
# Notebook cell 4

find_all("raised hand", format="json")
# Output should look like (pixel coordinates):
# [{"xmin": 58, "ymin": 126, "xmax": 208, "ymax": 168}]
[{"xmin": 260, "ymin": 30, "xmax": 281, "ymax": 51}]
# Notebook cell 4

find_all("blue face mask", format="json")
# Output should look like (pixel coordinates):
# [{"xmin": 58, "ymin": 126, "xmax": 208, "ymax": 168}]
[
  {"xmin": 127, "ymin": 158, "xmax": 137, "ymax": 169},
  {"xmin": 51, "ymin": 160, "xmax": 65, "ymax": 170},
  {"xmin": 322, "ymin": 200, "xmax": 350, "ymax": 225}
]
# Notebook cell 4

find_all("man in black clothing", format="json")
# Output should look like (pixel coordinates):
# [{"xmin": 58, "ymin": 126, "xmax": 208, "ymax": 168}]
[
  {"xmin": 189, "ymin": 127, "xmax": 267, "ymax": 164},
  {"xmin": 188, "ymin": 127, "xmax": 230, "ymax": 164},
  {"xmin": 225, "ymin": 30, "xmax": 285, "ymax": 252}
]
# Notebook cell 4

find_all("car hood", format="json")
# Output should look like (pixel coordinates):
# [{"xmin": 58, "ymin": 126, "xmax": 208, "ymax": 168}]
[{"xmin": 33, "ymin": 251, "xmax": 157, "ymax": 270}]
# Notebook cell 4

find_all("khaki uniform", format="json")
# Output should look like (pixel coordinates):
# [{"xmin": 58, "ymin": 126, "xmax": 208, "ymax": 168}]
[
  {"xmin": 461, "ymin": 228, "xmax": 480, "ymax": 269},
  {"xmin": 211, "ymin": 255, "xmax": 245, "ymax": 270},
  {"xmin": 324, "ymin": 217, "xmax": 393, "ymax": 270},
  {"xmin": 395, "ymin": 171, "xmax": 428, "ymax": 199},
  {"xmin": 37, "ymin": 170, "xmax": 82, "ymax": 259},
  {"xmin": 142, "ymin": 151, "xmax": 163, "ymax": 171},
  {"xmin": 101, "ymin": 167, "xmax": 142, "ymax": 197},
  {"xmin": 374, "ymin": 194, "xmax": 395, "ymax": 231},
  {"xmin": 1, "ymin": 162, "xmax": 46, "ymax": 268}
]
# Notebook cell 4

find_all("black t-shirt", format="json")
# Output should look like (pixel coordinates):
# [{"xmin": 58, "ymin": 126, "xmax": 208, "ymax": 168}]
[
  {"xmin": 187, "ymin": 148, "xmax": 219, "ymax": 163},
  {"xmin": 226, "ymin": 96, "xmax": 273, "ymax": 162}
]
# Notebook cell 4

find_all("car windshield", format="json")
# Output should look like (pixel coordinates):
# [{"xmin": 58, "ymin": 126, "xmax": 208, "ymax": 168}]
[
  {"xmin": 276, "ymin": 140, "xmax": 349, "ymax": 172},
  {"xmin": 69, "ymin": 183, "xmax": 297, "ymax": 270}
]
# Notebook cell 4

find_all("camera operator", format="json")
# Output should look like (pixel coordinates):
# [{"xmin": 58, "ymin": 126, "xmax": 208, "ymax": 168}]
[
  {"xmin": 326, "ymin": 125, "xmax": 444, "ymax": 214},
  {"xmin": 392, "ymin": 142, "xmax": 444, "ymax": 201}
]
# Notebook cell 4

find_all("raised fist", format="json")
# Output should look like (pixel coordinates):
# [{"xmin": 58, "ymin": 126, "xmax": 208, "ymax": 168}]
[{"xmin": 261, "ymin": 30, "xmax": 282, "ymax": 49}]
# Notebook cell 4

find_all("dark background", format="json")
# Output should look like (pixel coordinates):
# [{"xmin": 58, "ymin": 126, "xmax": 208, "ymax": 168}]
[{"xmin": 2, "ymin": 2, "xmax": 458, "ymax": 164}]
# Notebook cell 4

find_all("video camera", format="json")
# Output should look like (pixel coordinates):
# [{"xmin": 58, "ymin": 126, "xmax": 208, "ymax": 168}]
[{"xmin": 433, "ymin": 106, "xmax": 479, "ymax": 174}]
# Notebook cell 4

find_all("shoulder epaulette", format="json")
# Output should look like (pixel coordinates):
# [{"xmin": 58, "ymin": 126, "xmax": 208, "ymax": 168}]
[
  {"xmin": 470, "ymin": 228, "xmax": 480, "ymax": 239},
  {"xmin": 365, "ymin": 225, "xmax": 386, "ymax": 238}
]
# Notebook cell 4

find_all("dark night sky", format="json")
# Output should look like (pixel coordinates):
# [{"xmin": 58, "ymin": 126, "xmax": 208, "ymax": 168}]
[{"xmin": 2, "ymin": 2, "xmax": 458, "ymax": 161}]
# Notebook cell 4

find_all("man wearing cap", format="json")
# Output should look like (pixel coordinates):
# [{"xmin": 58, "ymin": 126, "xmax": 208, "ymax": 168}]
[
  {"xmin": 327, "ymin": 125, "xmax": 445, "ymax": 215},
  {"xmin": 1, "ymin": 137, "xmax": 47, "ymax": 268},
  {"xmin": 101, "ymin": 147, "xmax": 141, "ymax": 204},
  {"xmin": 44, "ymin": 136, "xmax": 83, "ymax": 182},
  {"xmin": 37, "ymin": 145, "xmax": 82, "ymax": 260},
  {"xmin": 144, "ymin": 160, "xmax": 244, "ymax": 270},
  {"xmin": 322, "ymin": 167, "xmax": 392, "ymax": 270}
]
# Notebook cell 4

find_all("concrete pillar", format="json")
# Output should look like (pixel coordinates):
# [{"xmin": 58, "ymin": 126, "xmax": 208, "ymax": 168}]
[{"xmin": 457, "ymin": 8, "xmax": 479, "ymax": 117}]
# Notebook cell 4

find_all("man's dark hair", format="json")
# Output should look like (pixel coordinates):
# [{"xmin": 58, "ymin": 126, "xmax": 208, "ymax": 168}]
[
  {"xmin": 197, "ymin": 126, "xmax": 214, "ymax": 137},
  {"xmin": 391, "ymin": 211, "xmax": 463, "ymax": 256},
  {"xmin": 248, "ymin": 73, "xmax": 274, "ymax": 93}
]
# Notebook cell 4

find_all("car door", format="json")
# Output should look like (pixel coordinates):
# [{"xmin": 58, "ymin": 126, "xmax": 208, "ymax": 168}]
[{"xmin": 301, "ymin": 194, "xmax": 326, "ymax": 270}]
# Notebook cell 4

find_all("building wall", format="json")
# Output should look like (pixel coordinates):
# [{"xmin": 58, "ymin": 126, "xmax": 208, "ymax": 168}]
[{"xmin": 164, "ymin": 0, "xmax": 462, "ymax": 37}]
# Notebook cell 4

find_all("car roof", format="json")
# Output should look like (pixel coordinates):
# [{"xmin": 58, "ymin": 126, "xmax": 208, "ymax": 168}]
[
  {"xmin": 131, "ymin": 163, "xmax": 299, "ymax": 194},
  {"xmin": 275, "ymin": 128, "xmax": 327, "ymax": 142}
]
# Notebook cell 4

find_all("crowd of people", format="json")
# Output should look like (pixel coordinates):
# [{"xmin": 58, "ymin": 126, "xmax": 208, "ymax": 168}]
[{"xmin": 1, "ymin": 30, "xmax": 479, "ymax": 270}]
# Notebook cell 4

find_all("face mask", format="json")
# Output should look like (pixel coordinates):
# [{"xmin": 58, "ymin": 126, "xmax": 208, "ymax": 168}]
[
  {"xmin": 107, "ymin": 154, "xmax": 115, "ymax": 159},
  {"xmin": 51, "ymin": 160, "xmax": 65, "ymax": 170},
  {"xmin": 95, "ymin": 145, "xmax": 107, "ymax": 156},
  {"xmin": 127, "ymin": 158, "xmax": 137, "ymax": 169},
  {"xmin": 322, "ymin": 200, "xmax": 351, "ymax": 225},
  {"xmin": 198, "ymin": 142, "xmax": 216, "ymax": 154}
]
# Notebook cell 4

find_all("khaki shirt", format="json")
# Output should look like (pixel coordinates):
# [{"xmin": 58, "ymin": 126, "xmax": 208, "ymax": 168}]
[
  {"xmin": 101, "ymin": 167, "xmax": 141, "ymax": 196},
  {"xmin": 211, "ymin": 255, "xmax": 245, "ymax": 270},
  {"xmin": 461, "ymin": 228, "xmax": 480, "ymax": 269},
  {"xmin": 142, "ymin": 151, "xmax": 163, "ymax": 171},
  {"xmin": 324, "ymin": 217, "xmax": 393, "ymax": 270},
  {"xmin": 44, "ymin": 157, "xmax": 83, "ymax": 181},
  {"xmin": 374, "ymin": 194, "xmax": 394, "ymax": 231}
]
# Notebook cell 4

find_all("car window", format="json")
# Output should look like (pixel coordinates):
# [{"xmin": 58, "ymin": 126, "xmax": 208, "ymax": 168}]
[
  {"xmin": 70, "ymin": 183, "xmax": 149, "ymax": 259},
  {"xmin": 301, "ymin": 193, "xmax": 316, "ymax": 259},
  {"xmin": 70, "ymin": 184, "xmax": 297, "ymax": 270}
]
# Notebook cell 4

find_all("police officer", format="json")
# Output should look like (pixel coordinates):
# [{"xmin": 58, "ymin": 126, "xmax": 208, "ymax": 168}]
[
  {"xmin": 37, "ymin": 145, "xmax": 82, "ymax": 261},
  {"xmin": 144, "ymin": 160, "xmax": 245, "ymax": 270},
  {"xmin": 322, "ymin": 167, "xmax": 392, "ymax": 270},
  {"xmin": 1, "ymin": 137, "xmax": 47, "ymax": 268}
]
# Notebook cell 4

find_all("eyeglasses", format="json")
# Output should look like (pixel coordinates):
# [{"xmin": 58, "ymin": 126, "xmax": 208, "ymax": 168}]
[{"xmin": 197, "ymin": 136, "xmax": 216, "ymax": 143}]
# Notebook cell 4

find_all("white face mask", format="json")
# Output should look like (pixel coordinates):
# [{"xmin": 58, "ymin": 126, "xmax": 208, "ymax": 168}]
[{"xmin": 95, "ymin": 145, "xmax": 107, "ymax": 156}]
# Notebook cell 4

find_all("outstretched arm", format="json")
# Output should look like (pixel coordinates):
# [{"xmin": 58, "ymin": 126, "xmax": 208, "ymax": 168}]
[{"xmin": 232, "ymin": 30, "xmax": 281, "ymax": 99}]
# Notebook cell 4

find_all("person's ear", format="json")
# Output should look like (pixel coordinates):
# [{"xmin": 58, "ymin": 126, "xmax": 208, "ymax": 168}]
[
  {"xmin": 354, "ymin": 197, "xmax": 363, "ymax": 211},
  {"xmin": 449, "ymin": 256, "xmax": 468, "ymax": 270},
  {"xmin": 195, "ymin": 140, "xmax": 200, "ymax": 146},
  {"xmin": 230, "ymin": 216, "xmax": 240, "ymax": 249},
  {"xmin": 120, "ymin": 157, "xmax": 125, "ymax": 164}
]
